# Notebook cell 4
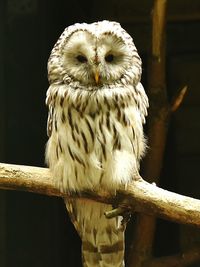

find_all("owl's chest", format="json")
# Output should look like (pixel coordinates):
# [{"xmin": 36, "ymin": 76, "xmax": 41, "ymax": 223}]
[
  {"xmin": 55, "ymin": 92, "xmax": 133, "ymax": 155},
  {"xmin": 47, "ymin": 88, "xmax": 142, "ymax": 191}
]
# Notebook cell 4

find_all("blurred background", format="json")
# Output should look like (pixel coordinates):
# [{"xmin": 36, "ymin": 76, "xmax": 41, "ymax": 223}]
[{"xmin": 0, "ymin": 0, "xmax": 200, "ymax": 266}]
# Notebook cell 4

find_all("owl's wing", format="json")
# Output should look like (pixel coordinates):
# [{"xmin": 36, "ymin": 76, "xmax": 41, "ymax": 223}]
[{"xmin": 134, "ymin": 82, "xmax": 149, "ymax": 124}]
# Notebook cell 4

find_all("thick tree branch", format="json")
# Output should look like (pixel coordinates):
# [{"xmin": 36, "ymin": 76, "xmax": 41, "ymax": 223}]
[{"xmin": 1, "ymin": 163, "xmax": 200, "ymax": 227}]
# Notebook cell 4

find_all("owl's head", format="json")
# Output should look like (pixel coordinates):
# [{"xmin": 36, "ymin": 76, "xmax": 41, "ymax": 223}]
[{"xmin": 48, "ymin": 21, "xmax": 142, "ymax": 88}]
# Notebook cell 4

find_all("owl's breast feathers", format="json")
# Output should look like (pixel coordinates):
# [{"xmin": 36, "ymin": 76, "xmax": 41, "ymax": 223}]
[{"xmin": 45, "ymin": 83, "xmax": 148, "ymax": 193}]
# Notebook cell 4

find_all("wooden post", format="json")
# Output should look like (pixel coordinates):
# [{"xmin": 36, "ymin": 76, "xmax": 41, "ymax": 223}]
[{"xmin": 128, "ymin": 1, "xmax": 168, "ymax": 266}]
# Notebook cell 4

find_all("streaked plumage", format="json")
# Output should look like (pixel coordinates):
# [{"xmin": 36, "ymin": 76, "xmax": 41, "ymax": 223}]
[{"xmin": 45, "ymin": 20, "xmax": 148, "ymax": 267}]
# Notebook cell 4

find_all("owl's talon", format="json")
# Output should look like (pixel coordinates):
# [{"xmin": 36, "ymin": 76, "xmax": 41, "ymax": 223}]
[
  {"xmin": 104, "ymin": 207, "xmax": 126, "ymax": 219},
  {"xmin": 121, "ymin": 210, "xmax": 131, "ymax": 228},
  {"xmin": 104, "ymin": 205, "xmax": 131, "ymax": 219},
  {"xmin": 104, "ymin": 201, "xmax": 132, "ymax": 230}
]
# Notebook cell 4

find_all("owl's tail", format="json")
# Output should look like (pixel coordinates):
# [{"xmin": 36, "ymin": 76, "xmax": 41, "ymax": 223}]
[{"xmin": 65, "ymin": 199, "xmax": 125, "ymax": 267}]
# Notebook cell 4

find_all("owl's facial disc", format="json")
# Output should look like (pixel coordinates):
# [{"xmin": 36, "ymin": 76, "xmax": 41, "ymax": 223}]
[{"xmin": 62, "ymin": 30, "xmax": 132, "ymax": 86}]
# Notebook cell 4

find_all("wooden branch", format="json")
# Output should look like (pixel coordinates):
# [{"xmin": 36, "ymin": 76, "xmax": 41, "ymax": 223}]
[
  {"xmin": 0, "ymin": 163, "xmax": 61, "ymax": 197},
  {"xmin": 1, "ymin": 163, "xmax": 200, "ymax": 227},
  {"xmin": 171, "ymin": 85, "xmax": 188, "ymax": 112}
]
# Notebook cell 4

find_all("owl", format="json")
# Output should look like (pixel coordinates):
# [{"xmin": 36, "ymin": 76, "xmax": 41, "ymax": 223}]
[{"xmin": 45, "ymin": 20, "xmax": 148, "ymax": 267}]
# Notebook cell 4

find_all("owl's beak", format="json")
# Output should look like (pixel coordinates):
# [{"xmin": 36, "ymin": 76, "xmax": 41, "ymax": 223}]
[{"xmin": 94, "ymin": 71, "xmax": 100, "ymax": 84}]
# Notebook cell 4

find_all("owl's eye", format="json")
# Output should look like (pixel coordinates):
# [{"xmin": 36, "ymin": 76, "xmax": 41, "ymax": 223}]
[
  {"xmin": 105, "ymin": 54, "xmax": 114, "ymax": 63},
  {"xmin": 76, "ymin": 55, "xmax": 88, "ymax": 63}
]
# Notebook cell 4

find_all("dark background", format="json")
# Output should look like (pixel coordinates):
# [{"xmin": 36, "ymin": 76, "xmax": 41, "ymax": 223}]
[{"xmin": 0, "ymin": 0, "xmax": 200, "ymax": 266}]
